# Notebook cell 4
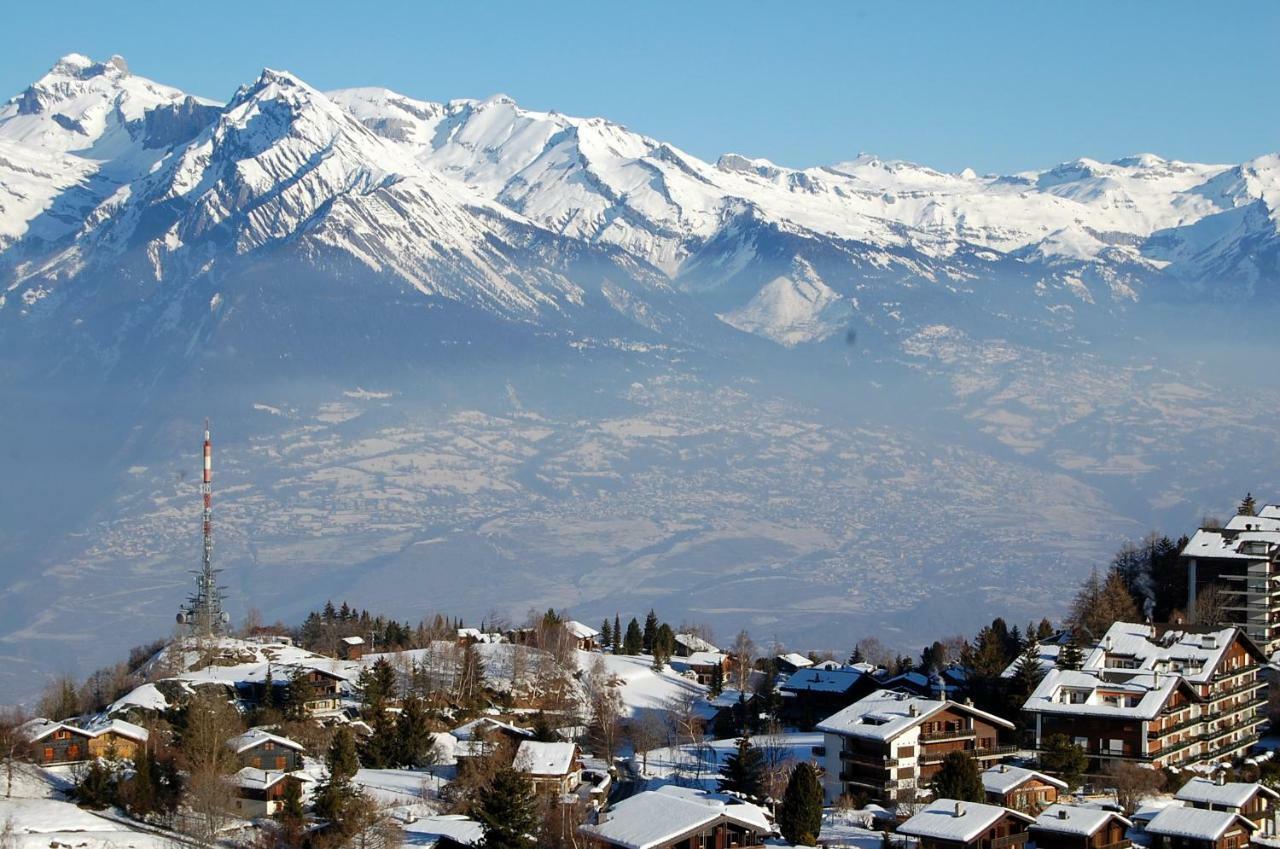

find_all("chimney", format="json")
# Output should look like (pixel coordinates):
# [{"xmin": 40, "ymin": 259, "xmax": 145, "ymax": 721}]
[
  {"xmin": 999, "ymin": 764, "xmax": 1009, "ymax": 773},
  {"xmin": 955, "ymin": 801, "xmax": 966, "ymax": 817},
  {"xmin": 1058, "ymin": 808, "xmax": 1069, "ymax": 820},
  {"xmin": 909, "ymin": 704, "xmax": 919, "ymax": 716},
  {"xmin": 1217, "ymin": 772, "xmax": 1226, "ymax": 786}
]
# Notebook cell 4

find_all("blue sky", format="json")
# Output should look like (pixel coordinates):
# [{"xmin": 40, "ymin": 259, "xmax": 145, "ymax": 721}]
[{"xmin": 3, "ymin": 1, "xmax": 1276, "ymax": 173}]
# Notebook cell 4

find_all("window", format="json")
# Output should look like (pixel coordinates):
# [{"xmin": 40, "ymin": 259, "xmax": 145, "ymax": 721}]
[
  {"xmin": 67, "ymin": 745, "xmax": 80, "ymax": 759},
  {"xmin": 42, "ymin": 747, "xmax": 53, "ymax": 762},
  {"xmin": 275, "ymin": 756, "xmax": 286, "ymax": 769}
]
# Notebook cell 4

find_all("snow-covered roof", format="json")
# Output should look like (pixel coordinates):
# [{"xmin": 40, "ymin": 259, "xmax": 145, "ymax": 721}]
[
  {"xmin": 1024, "ymin": 666, "xmax": 1186, "ymax": 720},
  {"xmin": 1145, "ymin": 805, "xmax": 1255, "ymax": 841},
  {"xmin": 675, "ymin": 633, "xmax": 719, "ymax": 653},
  {"xmin": 26, "ymin": 718, "xmax": 150, "ymax": 744},
  {"xmin": 1175, "ymin": 777, "xmax": 1279, "ymax": 810},
  {"xmin": 234, "ymin": 766, "xmax": 292, "ymax": 791},
  {"xmin": 777, "ymin": 652, "xmax": 813, "ymax": 669},
  {"xmin": 579, "ymin": 787, "xmax": 770, "ymax": 849},
  {"xmin": 816, "ymin": 689, "xmax": 1013, "ymax": 741},
  {"xmin": 1031, "ymin": 805, "xmax": 1130, "ymax": 837},
  {"xmin": 1085, "ymin": 621, "xmax": 1251, "ymax": 685},
  {"xmin": 899, "ymin": 800, "xmax": 1033, "ymax": 843},
  {"xmin": 341, "ymin": 635, "xmax": 365, "ymax": 645},
  {"xmin": 982, "ymin": 763, "xmax": 1067, "ymax": 795},
  {"xmin": 1186, "ymin": 523, "xmax": 1280, "ymax": 561},
  {"xmin": 782, "ymin": 667, "xmax": 866, "ymax": 694},
  {"xmin": 1000, "ymin": 644, "xmax": 1062, "ymax": 679},
  {"xmin": 674, "ymin": 651, "xmax": 726, "ymax": 668},
  {"xmin": 402, "ymin": 815, "xmax": 483, "ymax": 848},
  {"xmin": 226, "ymin": 728, "xmax": 304, "ymax": 754},
  {"xmin": 452, "ymin": 716, "xmax": 533, "ymax": 741},
  {"xmin": 513, "ymin": 740, "xmax": 577, "ymax": 777},
  {"xmin": 564, "ymin": 620, "xmax": 599, "ymax": 640}
]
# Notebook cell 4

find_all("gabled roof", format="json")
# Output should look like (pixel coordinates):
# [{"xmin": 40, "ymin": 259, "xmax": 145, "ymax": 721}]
[
  {"xmin": 452, "ymin": 716, "xmax": 532, "ymax": 741},
  {"xmin": 1023, "ymin": 666, "xmax": 1197, "ymax": 720},
  {"xmin": 578, "ymin": 787, "xmax": 769, "ymax": 849},
  {"xmin": 1086, "ymin": 621, "xmax": 1262, "ymax": 684},
  {"xmin": 1175, "ymin": 777, "xmax": 1279, "ymax": 810},
  {"xmin": 777, "ymin": 652, "xmax": 813, "ymax": 669},
  {"xmin": 1031, "ymin": 805, "xmax": 1131, "ymax": 837},
  {"xmin": 512, "ymin": 740, "xmax": 577, "ymax": 777},
  {"xmin": 1146, "ymin": 805, "xmax": 1256, "ymax": 841},
  {"xmin": 25, "ymin": 718, "xmax": 150, "ymax": 744},
  {"xmin": 564, "ymin": 621, "xmax": 599, "ymax": 640},
  {"xmin": 674, "ymin": 633, "xmax": 718, "ymax": 653},
  {"xmin": 817, "ymin": 689, "xmax": 1014, "ymax": 741},
  {"xmin": 982, "ymin": 763, "xmax": 1068, "ymax": 795},
  {"xmin": 226, "ymin": 728, "xmax": 305, "ymax": 754},
  {"xmin": 782, "ymin": 667, "xmax": 866, "ymax": 694},
  {"xmin": 341, "ymin": 635, "xmax": 364, "ymax": 645},
  {"xmin": 899, "ymin": 800, "xmax": 1033, "ymax": 843},
  {"xmin": 234, "ymin": 766, "xmax": 301, "ymax": 790}
]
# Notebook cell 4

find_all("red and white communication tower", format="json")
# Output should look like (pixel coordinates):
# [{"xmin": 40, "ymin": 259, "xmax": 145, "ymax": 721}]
[{"xmin": 177, "ymin": 419, "xmax": 229, "ymax": 635}]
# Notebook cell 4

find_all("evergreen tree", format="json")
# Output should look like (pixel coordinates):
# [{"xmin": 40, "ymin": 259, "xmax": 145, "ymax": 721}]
[
  {"xmin": 358, "ymin": 657, "xmax": 398, "ymax": 713},
  {"xmin": 600, "ymin": 619, "xmax": 612, "ymax": 649},
  {"xmin": 1240, "ymin": 492, "xmax": 1258, "ymax": 517},
  {"xmin": 931, "ymin": 751, "xmax": 985, "ymax": 802},
  {"xmin": 395, "ymin": 695, "xmax": 436, "ymax": 768},
  {"xmin": 849, "ymin": 643, "xmax": 864, "ymax": 665},
  {"xmin": 1009, "ymin": 635, "xmax": 1046, "ymax": 712},
  {"xmin": 475, "ymin": 767, "xmax": 539, "ymax": 849},
  {"xmin": 623, "ymin": 618, "xmax": 644, "ymax": 655},
  {"xmin": 778, "ymin": 762, "xmax": 823, "ymax": 845},
  {"xmin": 283, "ymin": 668, "xmax": 314, "ymax": 721},
  {"xmin": 363, "ymin": 703, "xmax": 398, "ymax": 768},
  {"xmin": 709, "ymin": 662, "xmax": 725, "ymax": 697},
  {"xmin": 1059, "ymin": 640, "xmax": 1084, "ymax": 671},
  {"xmin": 120, "ymin": 744, "xmax": 156, "ymax": 819},
  {"xmin": 1039, "ymin": 733, "xmax": 1088, "ymax": 789},
  {"xmin": 717, "ymin": 736, "xmax": 766, "ymax": 802},
  {"xmin": 73, "ymin": 760, "xmax": 117, "ymax": 808},
  {"xmin": 651, "ymin": 623, "xmax": 676, "ymax": 671},
  {"xmin": 1036, "ymin": 618, "xmax": 1055, "ymax": 640},
  {"xmin": 614, "ymin": 614, "xmax": 622, "ymax": 651},
  {"xmin": 279, "ymin": 777, "xmax": 306, "ymax": 845},
  {"xmin": 531, "ymin": 712, "xmax": 557, "ymax": 742},
  {"xmin": 642, "ymin": 609, "xmax": 659, "ymax": 654},
  {"xmin": 313, "ymin": 727, "xmax": 361, "ymax": 822}
]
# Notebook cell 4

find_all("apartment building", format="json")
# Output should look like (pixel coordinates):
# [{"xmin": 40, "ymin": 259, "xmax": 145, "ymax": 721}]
[
  {"xmin": 1023, "ymin": 622, "xmax": 1266, "ymax": 771},
  {"xmin": 817, "ymin": 690, "xmax": 1015, "ymax": 805},
  {"xmin": 1183, "ymin": 505, "xmax": 1280, "ymax": 655}
]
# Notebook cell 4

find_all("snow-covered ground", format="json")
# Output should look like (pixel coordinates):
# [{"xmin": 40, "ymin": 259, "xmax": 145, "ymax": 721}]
[
  {"xmin": 0, "ymin": 764, "xmax": 174, "ymax": 848},
  {"xmin": 579, "ymin": 651, "xmax": 707, "ymax": 717},
  {"xmin": 639, "ymin": 732, "xmax": 824, "ymax": 784}
]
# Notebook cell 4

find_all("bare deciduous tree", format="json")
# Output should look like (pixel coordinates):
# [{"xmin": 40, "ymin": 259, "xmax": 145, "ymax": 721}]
[{"xmin": 731, "ymin": 630, "xmax": 756, "ymax": 693}]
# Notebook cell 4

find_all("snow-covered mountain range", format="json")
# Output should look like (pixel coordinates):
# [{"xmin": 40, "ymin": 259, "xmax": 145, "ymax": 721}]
[{"xmin": 1, "ymin": 54, "xmax": 1277, "ymax": 362}]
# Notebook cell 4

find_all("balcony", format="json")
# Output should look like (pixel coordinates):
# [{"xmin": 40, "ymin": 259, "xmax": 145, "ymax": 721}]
[
  {"xmin": 919, "ymin": 745, "xmax": 1017, "ymax": 764},
  {"xmin": 990, "ymin": 834, "xmax": 1028, "ymax": 849},
  {"xmin": 839, "ymin": 751, "xmax": 895, "ymax": 769},
  {"xmin": 919, "ymin": 728, "xmax": 978, "ymax": 744}
]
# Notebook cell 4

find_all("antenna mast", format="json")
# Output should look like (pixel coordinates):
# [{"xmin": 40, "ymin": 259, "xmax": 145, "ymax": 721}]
[{"xmin": 178, "ymin": 419, "xmax": 228, "ymax": 635}]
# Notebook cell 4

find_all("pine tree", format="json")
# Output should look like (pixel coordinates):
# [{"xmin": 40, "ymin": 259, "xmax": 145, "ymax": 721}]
[
  {"xmin": 1011, "ymin": 636, "xmax": 1045, "ymax": 699},
  {"xmin": 778, "ymin": 762, "xmax": 823, "ymax": 845},
  {"xmin": 1240, "ymin": 492, "xmax": 1258, "ymax": 517},
  {"xmin": 642, "ymin": 609, "xmax": 659, "ymax": 654},
  {"xmin": 283, "ymin": 668, "xmax": 314, "ymax": 721},
  {"xmin": 717, "ymin": 736, "xmax": 766, "ymax": 802},
  {"xmin": 314, "ymin": 727, "xmax": 361, "ymax": 822},
  {"xmin": 623, "ymin": 618, "xmax": 644, "ymax": 655},
  {"xmin": 652, "ymin": 623, "xmax": 676, "ymax": 671},
  {"xmin": 358, "ymin": 657, "xmax": 398, "ymax": 713},
  {"xmin": 600, "ymin": 619, "xmax": 612, "ymax": 650},
  {"xmin": 931, "ymin": 750, "xmax": 985, "ymax": 802},
  {"xmin": 614, "ymin": 614, "xmax": 622, "ymax": 650},
  {"xmin": 395, "ymin": 695, "xmax": 436, "ymax": 768},
  {"xmin": 710, "ymin": 662, "xmax": 725, "ymax": 697},
  {"xmin": 1040, "ymin": 733, "xmax": 1088, "ymax": 790},
  {"xmin": 475, "ymin": 767, "xmax": 539, "ymax": 849},
  {"xmin": 121, "ymin": 744, "xmax": 156, "ymax": 819},
  {"xmin": 279, "ymin": 777, "xmax": 306, "ymax": 846},
  {"xmin": 1059, "ymin": 640, "xmax": 1084, "ymax": 671},
  {"xmin": 849, "ymin": 643, "xmax": 864, "ymax": 665}
]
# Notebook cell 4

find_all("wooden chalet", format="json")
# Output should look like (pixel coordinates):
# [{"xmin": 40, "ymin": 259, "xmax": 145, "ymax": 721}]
[
  {"xmin": 982, "ymin": 763, "xmax": 1067, "ymax": 812},
  {"xmin": 226, "ymin": 729, "xmax": 305, "ymax": 771},
  {"xmin": 898, "ymin": 800, "xmax": 1034, "ymax": 849},
  {"xmin": 1175, "ymin": 776, "xmax": 1280, "ymax": 837},
  {"xmin": 1029, "ymin": 805, "xmax": 1131, "ymax": 849},
  {"xmin": 579, "ymin": 786, "xmax": 770, "ymax": 849},
  {"xmin": 1145, "ymin": 806, "xmax": 1255, "ymax": 849},
  {"xmin": 512, "ymin": 740, "xmax": 582, "ymax": 795}
]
